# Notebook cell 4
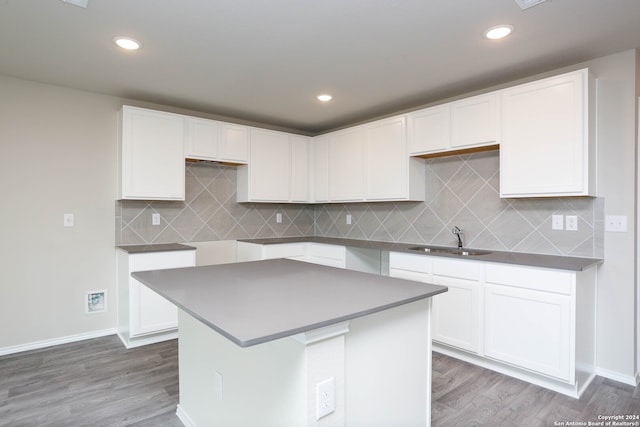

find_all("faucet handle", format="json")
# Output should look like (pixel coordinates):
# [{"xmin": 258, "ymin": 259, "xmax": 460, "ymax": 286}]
[{"xmin": 452, "ymin": 226, "xmax": 463, "ymax": 235}]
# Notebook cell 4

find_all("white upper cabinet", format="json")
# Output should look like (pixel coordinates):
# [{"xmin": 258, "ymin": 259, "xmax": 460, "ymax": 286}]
[
  {"xmin": 236, "ymin": 128, "xmax": 310, "ymax": 203},
  {"xmin": 408, "ymin": 92, "xmax": 499, "ymax": 156},
  {"xmin": 185, "ymin": 117, "xmax": 248, "ymax": 163},
  {"xmin": 450, "ymin": 93, "xmax": 499, "ymax": 149},
  {"xmin": 407, "ymin": 105, "xmax": 449, "ymax": 154},
  {"xmin": 499, "ymin": 68, "xmax": 595, "ymax": 198},
  {"xmin": 118, "ymin": 106, "xmax": 186, "ymax": 200},
  {"xmin": 290, "ymin": 135, "xmax": 309, "ymax": 202},
  {"xmin": 365, "ymin": 116, "xmax": 424, "ymax": 201},
  {"xmin": 311, "ymin": 135, "xmax": 329, "ymax": 203},
  {"xmin": 326, "ymin": 117, "xmax": 424, "ymax": 202},
  {"xmin": 328, "ymin": 126, "xmax": 365, "ymax": 202},
  {"xmin": 185, "ymin": 117, "xmax": 219, "ymax": 160},
  {"xmin": 219, "ymin": 123, "xmax": 249, "ymax": 163},
  {"xmin": 365, "ymin": 116, "xmax": 407, "ymax": 200}
]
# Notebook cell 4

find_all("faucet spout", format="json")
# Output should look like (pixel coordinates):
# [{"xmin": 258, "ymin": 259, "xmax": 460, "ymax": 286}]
[{"xmin": 452, "ymin": 226, "xmax": 463, "ymax": 250}]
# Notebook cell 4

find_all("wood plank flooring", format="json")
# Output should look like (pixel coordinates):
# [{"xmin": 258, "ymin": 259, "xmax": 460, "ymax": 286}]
[{"xmin": 1, "ymin": 335, "xmax": 638, "ymax": 426}]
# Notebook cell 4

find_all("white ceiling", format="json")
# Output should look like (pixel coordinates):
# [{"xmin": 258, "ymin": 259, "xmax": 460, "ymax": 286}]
[{"xmin": 2, "ymin": 0, "xmax": 640, "ymax": 134}]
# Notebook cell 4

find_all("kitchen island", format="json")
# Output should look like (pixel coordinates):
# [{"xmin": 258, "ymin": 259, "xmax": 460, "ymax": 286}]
[{"xmin": 133, "ymin": 258, "xmax": 447, "ymax": 427}]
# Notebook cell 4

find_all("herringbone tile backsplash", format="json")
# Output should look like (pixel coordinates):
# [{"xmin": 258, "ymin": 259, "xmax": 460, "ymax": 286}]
[{"xmin": 116, "ymin": 151, "xmax": 603, "ymax": 258}]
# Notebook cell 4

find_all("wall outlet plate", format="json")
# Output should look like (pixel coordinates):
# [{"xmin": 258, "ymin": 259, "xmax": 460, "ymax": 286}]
[
  {"xmin": 551, "ymin": 215, "xmax": 563, "ymax": 230},
  {"xmin": 605, "ymin": 215, "xmax": 627, "ymax": 232},
  {"xmin": 316, "ymin": 377, "xmax": 335, "ymax": 420}
]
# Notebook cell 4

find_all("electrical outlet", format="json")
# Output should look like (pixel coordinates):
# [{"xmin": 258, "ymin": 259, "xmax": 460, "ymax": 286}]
[
  {"xmin": 316, "ymin": 377, "xmax": 335, "ymax": 420},
  {"xmin": 565, "ymin": 215, "xmax": 578, "ymax": 231},
  {"xmin": 64, "ymin": 213, "xmax": 74, "ymax": 227},
  {"xmin": 551, "ymin": 215, "xmax": 563, "ymax": 230},
  {"xmin": 152, "ymin": 213, "xmax": 161, "ymax": 225},
  {"xmin": 214, "ymin": 371, "xmax": 223, "ymax": 401},
  {"xmin": 346, "ymin": 214, "xmax": 352, "ymax": 225}
]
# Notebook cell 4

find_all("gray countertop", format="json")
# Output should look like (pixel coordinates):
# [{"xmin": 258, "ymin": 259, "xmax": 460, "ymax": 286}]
[
  {"xmin": 116, "ymin": 243, "xmax": 196, "ymax": 254},
  {"xmin": 132, "ymin": 259, "xmax": 447, "ymax": 347},
  {"xmin": 238, "ymin": 237, "xmax": 602, "ymax": 271}
]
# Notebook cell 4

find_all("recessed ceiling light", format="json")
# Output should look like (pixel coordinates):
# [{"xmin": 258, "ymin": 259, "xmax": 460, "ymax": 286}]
[
  {"xmin": 113, "ymin": 37, "xmax": 142, "ymax": 50},
  {"xmin": 317, "ymin": 94, "xmax": 333, "ymax": 102},
  {"xmin": 484, "ymin": 25, "xmax": 514, "ymax": 40}
]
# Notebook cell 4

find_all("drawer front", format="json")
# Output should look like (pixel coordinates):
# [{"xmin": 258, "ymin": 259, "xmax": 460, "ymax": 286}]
[
  {"xmin": 129, "ymin": 250, "xmax": 195, "ymax": 272},
  {"xmin": 307, "ymin": 243, "xmax": 346, "ymax": 261},
  {"xmin": 485, "ymin": 263, "xmax": 573, "ymax": 295},
  {"xmin": 389, "ymin": 252, "xmax": 432, "ymax": 274}
]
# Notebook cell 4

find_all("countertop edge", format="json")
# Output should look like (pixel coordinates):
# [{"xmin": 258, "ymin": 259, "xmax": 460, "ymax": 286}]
[
  {"xmin": 116, "ymin": 243, "xmax": 196, "ymax": 254},
  {"xmin": 238, "ymin": 237, "xmax": 602, "ymax": 271}
]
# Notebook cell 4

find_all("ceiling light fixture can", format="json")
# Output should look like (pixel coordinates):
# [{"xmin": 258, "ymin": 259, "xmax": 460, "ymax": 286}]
[
  {"xmin": 317, "ymin": 94, "xmax": 333, "ymax": 102},
  {"xmin": 484, "ymin": 25, "xmax": 514, "ymax": 40},
  {"xmin": 113, "ymin": 37, "xmax": 142, "ymax": 50}
]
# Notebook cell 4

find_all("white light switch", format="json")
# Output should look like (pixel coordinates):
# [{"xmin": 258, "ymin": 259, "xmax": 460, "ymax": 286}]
[
  {"xmin": 346, "ymin": 214, "xmax": 352, "ymax": 225},
  {"xmin": 551, "ymin": 215, "xmax": 563, "ymax": 230},
  {"xmin": 63, "ymin": 213, "xmax": 74, "ymax": 227},
  {"xmin": 605, "ymin": 215, "xmax": 627, "ymax": 232},
  {"xmin": 152, "ymin": 213, "xmax": 161, "ymax": 225},
  {"xmin": 276, "ymin": 213, "xmax": 282, "ymax": 224}
]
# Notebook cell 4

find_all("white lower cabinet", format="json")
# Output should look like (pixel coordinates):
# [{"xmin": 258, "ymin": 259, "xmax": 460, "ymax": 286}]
[
  {"xmin": 236, "ymin": 241, "xmax": 345, "ymax": 268},
  {"xmin": 431, "ymin": 259, "xmax": 481, "ymax": 354},
  {"xmin": 117, "ymin": 248, "xmax": 196, "ymax": 348},
  {"xmin": 389, "ymin": 252, "xmax": 596, "ymax": 398},
  {"xmin": 389, "ymin": 254, "xmax": 480, "ymax": 354},
  {"xmin": 484, "ymin": 283, "xmax": 571, "ymax": 381}
]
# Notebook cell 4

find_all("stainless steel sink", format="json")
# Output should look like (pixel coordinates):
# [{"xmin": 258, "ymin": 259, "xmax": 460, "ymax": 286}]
[{"xmin": 407, "ymin": 246, "xmax": 492, "ymax": 256}]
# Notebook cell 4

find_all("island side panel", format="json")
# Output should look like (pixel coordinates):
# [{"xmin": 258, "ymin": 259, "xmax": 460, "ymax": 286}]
[
  {"xmin": 345, "ymin": 298, "xmax": 432, "ymax": 427},
  {"xmin": 177, "ymin": 310, "xmax": 307, "ymax": 427}
]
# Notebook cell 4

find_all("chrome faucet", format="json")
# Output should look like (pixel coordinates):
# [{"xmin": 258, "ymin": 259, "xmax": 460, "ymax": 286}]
[{"xmin": 452, "ymin": 226, "xmax": 463, "ymax": 250}]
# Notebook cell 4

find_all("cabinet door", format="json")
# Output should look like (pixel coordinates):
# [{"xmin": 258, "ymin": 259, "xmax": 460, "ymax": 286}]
[
  {"xmin": 407, "ymin": 105, "xmax": 450, "ymax": 154},
  {"xmin": 219, "ymin": 123, "xmax": 249, "ymax": 163},
  {"xmin": 119, "ymin": 106, "xmax": 185, "ymax": 200},
  {"xmin": 431, "ymin": 259, "xmax": 481, "ymax": 353},
  {"xmin": 432, "ymin": 275, "xmax": 480, "ymax": 353},
  {"xmin": 484, "ymin": 283, "xmax": 572, "ymax": 381},
  {"xmin": 312, "ymin": 135, "xmax": 329, "ymax": 203},
  {"xmin": 365, "ymin": 116, "xmax": 407, "ymax": 200},
  {"xmin": 451, "ymin": 93, "xmax": 498, "ymax": 149},
  {"xmin": 290, "ymin": 135, "xmax": 309, "ymax": 202},
  {"xmin": 248, "ymin": 129, "xmax": 291, "ymax": 201},
  {"xmin": 185, "ymin": 117, "xmax": 219, "ymax": 160},
  {"xmin": 328, "ymin": 127, "xmax": 364, "ymax": 201},
  {"xmin": 500, "ymin": 69, "xmax": 592, "ymax": 197},
  {"xmin": 129, "ymin": 250, "xmax": 195, "ymax": 337}
]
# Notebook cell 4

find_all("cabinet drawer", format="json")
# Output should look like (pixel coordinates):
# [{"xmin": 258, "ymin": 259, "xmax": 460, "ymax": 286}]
[
  {"xmin": 307, "ymin": 243, "xmax": 346, "ymax": 261},
  {"xmin": 262, "ymin": 243, "xmax": 306, "ymax": 259},
  {"xmin": 485, "ymin": 263, "xmax": 573, "ymax": 295},
  {"xmin": 432, "ymin": 258, "xmax": 482, "ymax": 280},
  {"xmin": 389, "ymin": 252, "xmax": 431, "ymax": 274},
  {"xmin": 129, "ymin": 250, "xmax": 195, "ymax": 272}
]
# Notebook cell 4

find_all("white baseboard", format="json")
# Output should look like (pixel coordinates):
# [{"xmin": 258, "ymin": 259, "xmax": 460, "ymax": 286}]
[
  {"xmin": 0, "ymin": 328, "xmax": 117, "ymax": 356},
  {"xmin": 176, "ymin": 405, "xmax": 196, "ymax": 427},
  {"xmin": 596, "ymin": 367, "xmax": 639, "ymax": 387}
]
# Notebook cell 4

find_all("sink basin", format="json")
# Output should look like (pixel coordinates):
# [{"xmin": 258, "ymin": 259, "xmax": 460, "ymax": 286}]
[{"xmin": 407, "ymin": 246, "xmax": 492, "ymax": 256}]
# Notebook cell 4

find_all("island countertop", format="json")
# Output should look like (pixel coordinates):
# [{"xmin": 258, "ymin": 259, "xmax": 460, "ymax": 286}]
[{"xmin": 132, "ymin": 258, "xmax": 447, "ymax": 347}]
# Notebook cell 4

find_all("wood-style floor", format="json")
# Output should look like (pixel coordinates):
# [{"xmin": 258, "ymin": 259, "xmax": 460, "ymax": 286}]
[{"xmin": 1, "ymin": 335, "xmax": 638, "ymax": 426}]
